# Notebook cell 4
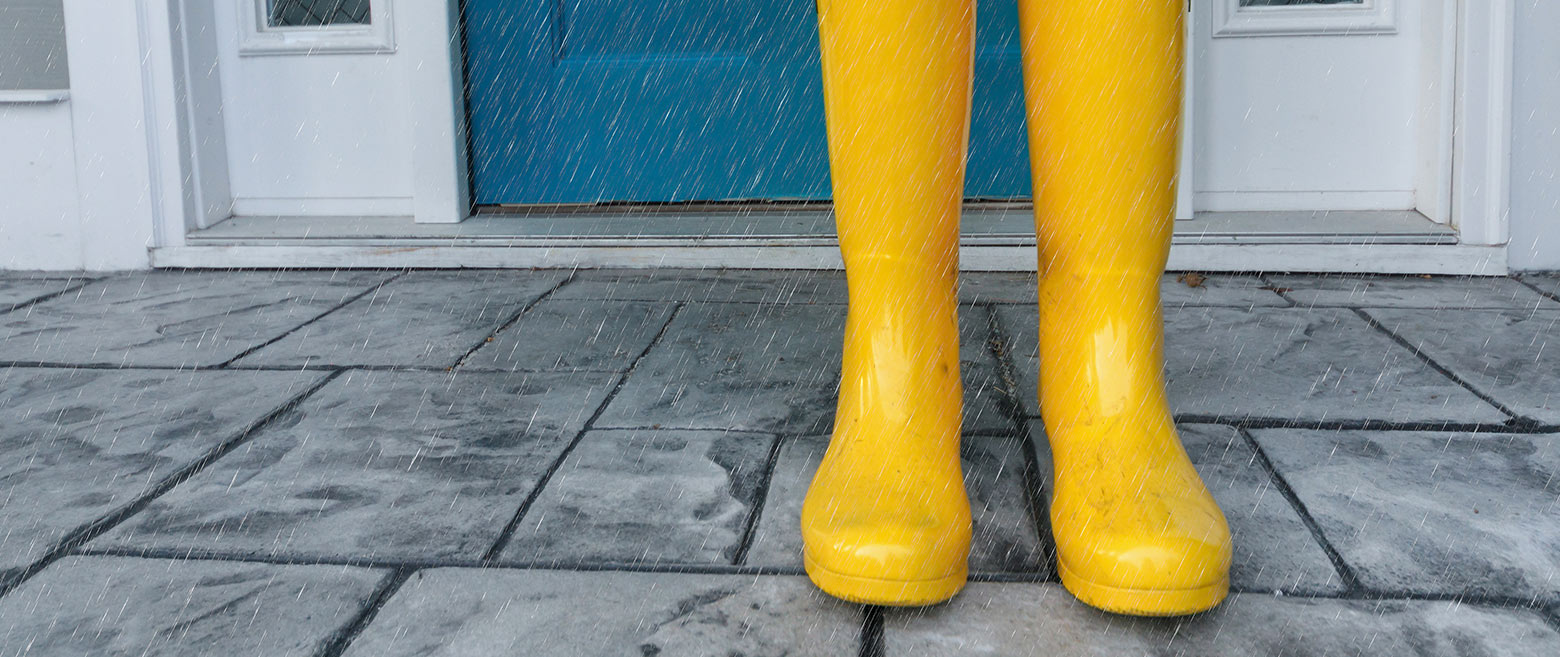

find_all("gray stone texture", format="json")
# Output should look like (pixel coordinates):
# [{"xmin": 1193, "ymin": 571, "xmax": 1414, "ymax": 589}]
[
  {"xmin": 499, "ymin": 429, "xmax": 775, "ymax": 565},
  {"xmin": 1027, "ymin": 422, "xmax": 1344, "ymax": 594},
  {"xmin": 1254, "ymin": 428, "xmax": 1560, "ymax": 602},
  {"xmin": 1521, "ymin": 274, "xmax": 1560, "ymax": 300},
  {"xmin": 995, "ymin": 305, "xmax": 1507, "ymax": 422},
  {"xmin": 1270, "ymin": 273, "xmax": 1560, "ymax": 309},
  {"xmin": 0, "ymin": 367, "xmax": 324, "ymax": 582},
  {"xmin": 744, "ymin": 433, "xmax": 1047, "ymax": 574},
  {"xmin": 344, "ymin": 570, "xmax": 859, "ymax": 657},
  {"xmin": 555, "ymin": 269, "xmax": 848, "ymax": 305},
  {"xmin": 0, "ymin": 270, "xmax": 392, "ymax": 367},
  {"xmin": 93, "ymin": 370, "xmax": 618, "ymax": 562},
  {"xmin": 886, "ymin": 583, "xmax": 1560, "ymax": 656},
  {"xmin": 0, "ymin": 275, "xmax": 89, "ymax": 312},
  {"xmin": 0, "ymin": 556, "xmax": 386, "ymax": 657},
  {"xmin": 235, "ymin": 270, "xmax": 569, "ymax": 367},
  {"xmin": 596, "ymin": 302, "xmax": 844, "ymax": 434},
  {"xmin": 463, "ymin": 298, "xmax": 676, "ymax": 372},
  {"xmin": 1365, "ymin": 307, "xmax": 1560, "ymax": 424},
  {"xmin": 958, "ymin": 272, "xmax": 1288, "ymax": 308}
]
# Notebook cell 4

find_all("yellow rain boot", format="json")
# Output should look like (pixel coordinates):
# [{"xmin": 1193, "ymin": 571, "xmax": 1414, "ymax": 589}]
[
  {"xmin": 1016, "ymin": 0, "xmax": 1232, "ymax": 615},
  {"xmin": 801, "ymin": 0, "xmax": 975, "ymax": 606}
]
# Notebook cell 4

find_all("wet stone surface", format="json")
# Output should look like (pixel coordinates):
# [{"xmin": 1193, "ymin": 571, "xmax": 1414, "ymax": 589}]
[
  {"xmin": 596, "ymin": 302, "xmax": 846, "ymax": 434},
  {"xmin": 462, "ymin": 298, "xmax": 676, "ymax": 372},
  {"xmin": 1268, "ymin": 273, "xmax": 1560, "ymax": 310},
  {"xmin": 885, "ymin": 583, "xmax": 1560, "ymax": 656},
  {"xmin": 499, "ymin": 429, "xmax": 775, "ymax": 565},
  {"xmin": 235, "ymin": 270, "xmax": 569, "ymax": 368},
  {"xmin": 1253, "ymin": 428, "xmax": 1560, "ymax": 603},
  {"xmin": 554, "ymin": 269, "xmax": 849, "ymax": 305},
  {"xmin": 344, "ymin": 570, "xmax": 859, "ymax": 657},
  {"xmin": 0, "ymin": 270, "xmax": 392, "ymax": 367},
  {"xmin": 744, "ymin": 433, "xmax": 1048, "ymax": 575},
  {"xmin": 0, "ymin": 367, "xmax": 324, "ymax": 583},
  {"xmin": 0, "ymin": 556, "xmax": 386, "ymax": 657},
  {"xmin": 1364, "ymin": 307, "xmax": 1560, "ymax": 424},
  {"xmin": 0, "ymin": 275, "xmax": 90, "ymax": 312},
  {"xmin": 995, "ymin": 305, "xmax": 1507, "ymax": 423},
  {"xmin": 92, "ymin": 370, "xmax": 618, "ymax": 562}
]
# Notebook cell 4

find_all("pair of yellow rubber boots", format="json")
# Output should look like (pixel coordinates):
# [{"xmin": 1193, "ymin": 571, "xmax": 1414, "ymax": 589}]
[{"xmin": 801, "ymin": 1, "xmax": 1231, "ymax": 616}]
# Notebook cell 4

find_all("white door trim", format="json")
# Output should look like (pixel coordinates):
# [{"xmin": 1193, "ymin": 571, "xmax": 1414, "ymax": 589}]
[
  {"xmin": 1451, "ymin": 0, "xmax": 1515, "ymax": 246},
  {"xmin": 1212, "ymin": 0, "xmax": 1398, "ymax": 38}
]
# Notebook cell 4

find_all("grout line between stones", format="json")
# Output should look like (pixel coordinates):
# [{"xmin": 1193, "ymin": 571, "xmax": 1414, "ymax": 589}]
[
  {"xmin": 216, "ymin": 271, "xmax": 407, "ymax": 368},
  {"xmin": 1235, "ymin": 426, "xmax": 1364, "ymax": 593},
  {"xmin": 859, "ymin": 606, "xmax": 885, "ymax": 657},
  {"xmin": 59, "ymin": 544, "xmax": 1560, "ymax": 612},
  {"xmin": 1349, "ymin": 307, "xmax": 1541, "ymax": 429},
  {"xmin": 980, "ymin": 302, "xmax": 1058, "ymax": 580},
  {"xmin": 479, "ymin": 303, "xmax": 686, "ymax": 564},
  {"xmin": 0, "ymin": 275, "xmax": 101, "ymax": 316},
  {"xmin": 447, "ymin": 271, "xmax": 578, "ymax": 371},
  {"xmin": 731, "ymin": 434, "xmax": 786, "ymax": 566},
  {"xmin": 316, "ymin": 566, "xmax": 415, "ymax": 657},
  {"xmin": 0, "ymin": 370, "xmax": 346, "ymax": 599},
  {"xmin": 1514, "ymin": 276, "xmax": 1560, "ymax": 307},
  {"xmin": 1254, "ymin": 273, "xmax": 1301, "ymax": 307}
]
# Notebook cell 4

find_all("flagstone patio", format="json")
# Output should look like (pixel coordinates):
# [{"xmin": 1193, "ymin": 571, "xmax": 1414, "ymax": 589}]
[{"xmin": 0, "ymin": 268, "xmax": 1557, "ymax": 656}]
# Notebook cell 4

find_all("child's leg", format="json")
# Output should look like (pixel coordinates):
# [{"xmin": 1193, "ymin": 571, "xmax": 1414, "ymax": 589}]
[
  {"xmin": 1015, "ymin": 0, "xmax": 1231, "ymax": 615},
  {"xmin": 801, "ymin": 0, "xmax": 975, "ymax": 607}
]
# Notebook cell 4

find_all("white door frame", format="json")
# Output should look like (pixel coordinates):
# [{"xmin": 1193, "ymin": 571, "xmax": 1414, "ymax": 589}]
[{"xmin": 140, "ymin": 0, "xmax": 1515, "ymax": 271}]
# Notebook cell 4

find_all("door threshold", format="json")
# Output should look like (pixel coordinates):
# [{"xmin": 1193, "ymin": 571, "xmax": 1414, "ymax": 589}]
[
  {"xmin": 166, "ymin": 209, "xmax": 1497, "ymax": 274},
  {"xmin": 186, "ymin": 208, "xmax": 1457, "ymax": 247}
]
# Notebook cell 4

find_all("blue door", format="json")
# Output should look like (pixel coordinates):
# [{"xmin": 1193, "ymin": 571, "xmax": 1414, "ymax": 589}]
[{"xmin": 464, "ymin": 1, "xmax": 1030, "ymax": 204}]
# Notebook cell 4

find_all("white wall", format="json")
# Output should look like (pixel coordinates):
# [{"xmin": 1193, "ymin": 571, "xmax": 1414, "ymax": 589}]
[
  {"xmin": 0, "ymin": 0, "xmax": 161, "ymax": 270},
  {"xmin": 0, "ymin": 103, "xmax": 83, "ymax": 269},
  {"xmin": 1507, "ymin": 0, "xmax": 1560, "ymax": 271}
]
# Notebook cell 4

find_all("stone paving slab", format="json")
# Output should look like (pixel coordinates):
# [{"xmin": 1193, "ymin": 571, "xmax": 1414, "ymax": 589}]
[
  {"xmin": 0, "ymin": 556, "xmax": 386, "ymax": 657},
  {"xmin": 0, "ymin": 367, "xmax": 324, "ymax": 583},
  {"xmin": 1522, "ymin": 274, "xmax": 1560, "ymax": 300},
  {"xmin": 0, "ymin": 276, "xmax": 90, "ymax": 312},
  {"xmin": 885, "ymin": 583, "xmax": 1560, "ymax": 656},
  {"xmin": 1269, "ymin": 274, "xmax": 1560, "ymax": 310},
  {"xmin": 1253, "ymin": 428, "xmax": 1560, "ymax": 603},
  {"xmin": 958, "ymin": 273, "xmax": 1288, "ymax": 308},
  {"xmin": 1027, "ymin": 422, "xmax": 1345, "ymax": 594},
  {"xmin": 93, "ymin": 370, "xmax": 618, "ymax": 562},
  {"xmin": 235, "ymin": 270, "xmax": 569, "ymax": 368},
  {"xmin": 463, "ymin": 298, "xmax": 676, "ymax": 372},
  {"xmin": 596, "ymin": 302, "xmax": 845, "ymax": 434},
  {"xmin": 499, "ymin": 429, "xmax": 774, "ymax": 565},
  {"xmin": 745, "ymin": 434, "xmax": 1048, "ymax": 574},
  {"xmin": 556, "ymin": 269, "xmax": 849, "ymax": 305},
  {"xmin": 343, "ymin": 569, "xmax": 859, "ymax": 657},
  {"xmin": 0, "ymin": 270, "xmax": 392, "ymax": 367},
  {"xmin": 995, "ymin": 305, "xmax": 1508, "ymax": 423},
  {"xmin": 1364, "ymin": 308, "xmax": 1560, "ymax": 424}
]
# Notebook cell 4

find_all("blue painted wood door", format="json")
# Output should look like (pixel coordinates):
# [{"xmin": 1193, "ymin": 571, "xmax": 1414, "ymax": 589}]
[{"xmin": 464, "ymin": 1, "xmax": 1030, "ymax": 204}]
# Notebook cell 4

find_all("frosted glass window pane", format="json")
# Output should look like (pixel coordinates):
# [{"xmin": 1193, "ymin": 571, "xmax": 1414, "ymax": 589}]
[{"xmin": 267, "ymin": 0, "xmax": 371, "ymax": 27}]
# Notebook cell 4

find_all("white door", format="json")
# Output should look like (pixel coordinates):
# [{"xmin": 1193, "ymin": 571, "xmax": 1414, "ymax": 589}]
[{"xmin": 1189, "ymin": 0, "xmax": 1453, "ymax": 222}]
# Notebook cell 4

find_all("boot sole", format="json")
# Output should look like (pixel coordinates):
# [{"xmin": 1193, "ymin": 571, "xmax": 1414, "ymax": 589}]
[
  {"xmin": 1059, "ymin": 559, "xmax": 1228, "ymax": 617},
  {"xmin": 804, "ymin": 553, "xmax": 966, "ymax": 607}
]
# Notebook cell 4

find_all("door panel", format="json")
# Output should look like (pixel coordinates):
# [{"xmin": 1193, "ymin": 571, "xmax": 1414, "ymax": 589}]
[{"xmin": 464, "ymin": 0, "xmax": 1031, "ymax": 204}]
